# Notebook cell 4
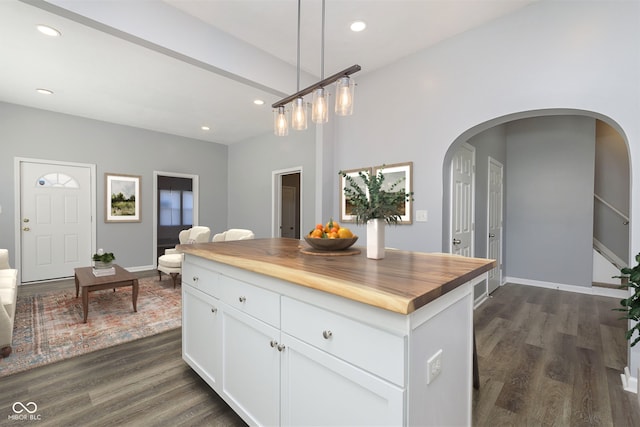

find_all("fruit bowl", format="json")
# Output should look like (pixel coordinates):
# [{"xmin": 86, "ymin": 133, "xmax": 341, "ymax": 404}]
[{"xmin": 303, "ymin": 236, "xmax": 358, "ymax": 251}]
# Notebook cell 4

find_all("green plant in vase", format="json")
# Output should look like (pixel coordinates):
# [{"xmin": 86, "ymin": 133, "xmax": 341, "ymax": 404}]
[
  {"xmin": 92, "ymin": 249, "xmax": 115, "ymax": 268},
  {"xmin": 339, "ymin": 167, "xmax": 413, "ymax": 259}
]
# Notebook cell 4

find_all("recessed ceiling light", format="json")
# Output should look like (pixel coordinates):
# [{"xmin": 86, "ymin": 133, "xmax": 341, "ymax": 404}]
[
  {"xmin": 254, "ymin": 99, "xmax": 265, "ymax": 106},
  {"xmin": 201, "ymin": 126, "xmax": 210, "ymax": 131},
  {"xmin": 36, "ymin": 88, "xmax": 54, "ymax": 95},
  {"xmin": 350, "ymin": 21, "xmax": 366, "ymax": 32},
  {"xmin": 37, "ymin": 25, "xmax": 61, "ymax": 37}
]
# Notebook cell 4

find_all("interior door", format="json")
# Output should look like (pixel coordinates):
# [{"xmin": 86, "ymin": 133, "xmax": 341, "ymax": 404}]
[
  {"xmin": 281, "ymin": 186, "xmax": 297, "ymax": 238},
  {"xmin": 487, "ymin": 158, "xmax": 503, "ymax": 294},
  {"xmin": 451, "ymin": 143, "xmax": 475, "ymax": 256},
  {"xmin": 20, "ymin": 161, "xmax": 92, "ymax": 282}
]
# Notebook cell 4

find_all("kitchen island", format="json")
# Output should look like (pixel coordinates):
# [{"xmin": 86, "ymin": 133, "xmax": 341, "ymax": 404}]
[{"xmin": 179, "ymin": 238, "xmax": 495, "ymax": 426}]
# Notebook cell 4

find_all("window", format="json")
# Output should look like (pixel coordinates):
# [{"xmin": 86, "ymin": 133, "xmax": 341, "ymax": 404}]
[
  {"xmin": 159, "ymin": 189, "xmax": 193, "ymax": 226},
  {"xmin": 36, "ymin": 173, "xmax": 79, "ymax": 188}
]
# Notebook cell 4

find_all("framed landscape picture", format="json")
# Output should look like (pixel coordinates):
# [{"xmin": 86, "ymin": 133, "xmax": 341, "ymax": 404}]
[
  {"xmin": 339, "ymin": 167, "xmax": 371, "ymax": 223},
  {"xmin": 373, "ymin": 162, "xmax": 413, "ymax": 224},
  {"xmin": 105, "ymin": 173, "xmax": 141, "ymax": 222}
]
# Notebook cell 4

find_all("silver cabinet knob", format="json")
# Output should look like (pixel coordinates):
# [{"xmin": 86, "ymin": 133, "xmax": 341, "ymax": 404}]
[
  {"xmin": 239, "ymin": 296, "xmax": 246, "ymax": 303},
  {"xmin": 210, "ymin": 307, "xmax": 217, "ymax": 314},
  {"xmin": 270, "ymin": 340, "xmax": 278, "ymax": 348},
  {"xmin": 277, "ymin": 344, "xmax": 286, "ymax": 352},
  {"xmin": 192, "ymin": 276, "xmax": 199, "ymax": 282},
  {"xmin": 322, "ymin": 330, "xmax": 333, "ymax": 339}
]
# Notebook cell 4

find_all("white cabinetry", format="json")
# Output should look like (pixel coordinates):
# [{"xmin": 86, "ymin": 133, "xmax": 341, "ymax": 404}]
[
  {"xmin": 182, "ymin": 254, "xmax": 479, "ymax": 426},
  {"xmin": 182, "ymin": 285, "xmax": 221, "ymax": 389}
]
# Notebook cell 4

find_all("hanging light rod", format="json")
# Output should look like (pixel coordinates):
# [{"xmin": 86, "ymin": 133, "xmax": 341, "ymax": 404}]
[{"xmin": 271, "ymin": 64, "xmax": 361, "ymax": 109}]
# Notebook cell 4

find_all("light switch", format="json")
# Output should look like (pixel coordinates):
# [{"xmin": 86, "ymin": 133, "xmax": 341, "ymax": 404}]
[{"xmin": 416, "ymin": 210, "xmax": 428, "ymax": 222}]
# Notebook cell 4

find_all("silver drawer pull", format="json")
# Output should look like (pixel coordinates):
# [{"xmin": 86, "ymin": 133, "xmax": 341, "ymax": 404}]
[
  {"xmin": 322, "ymin": 330, "xmax": 333, "ymax": 339},
  {"xmin": 239, "ymin": 296, "xmax": 246, "ymax": 303},
  {"xmin": 270, "ymin": 340, "xmax": 278, "ymax": 348},
  {"xmin": 192, "ymin": 276, "xmax": 199, "ymax": 282}
]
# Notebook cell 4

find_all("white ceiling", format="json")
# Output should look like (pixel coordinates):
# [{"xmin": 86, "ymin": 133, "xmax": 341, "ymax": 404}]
[{"xmin": 0, "ymin": 0, "xmax": 539, "ymax": 145}]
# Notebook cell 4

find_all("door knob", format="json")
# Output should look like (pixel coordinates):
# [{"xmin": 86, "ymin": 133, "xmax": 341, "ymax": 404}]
[
  {"xmin": 489, "ymin": 233, "xmax": 495, "ymax": 238},
  {"xmin": 23, "ymin": 227, "xmax": 30, "ymax": 232},
  {"xmin": 23, "ymin": 218, "xmax": 30, "ymax": 223},
  {"xmin": 452, "ymin": 238, "xmax": 461, "ymax": 245}
]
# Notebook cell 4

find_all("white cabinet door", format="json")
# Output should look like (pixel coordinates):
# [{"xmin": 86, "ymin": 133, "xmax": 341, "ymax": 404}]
[
  {"xmin": 182, "ymin": 285, "xmax": 221, "ymax": 390},
  {"xmin": 221, "ymin": 304, "xmax": 281, "ymax": 427},
  {"xmin": 281, "ymin": 334, "xmax": 405, "ymax": 427}
]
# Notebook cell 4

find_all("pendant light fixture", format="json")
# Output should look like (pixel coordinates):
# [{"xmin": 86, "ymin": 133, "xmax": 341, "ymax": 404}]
[
  {"xmin": 291, "ymin": 0, "xmax": 308, "ymax": 130},
  {"xmin": 272, "ymin": 0, "xmax": 360, "ymax": 135}
]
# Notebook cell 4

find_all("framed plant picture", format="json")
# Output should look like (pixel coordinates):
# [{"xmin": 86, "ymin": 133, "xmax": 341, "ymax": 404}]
[
  {"xmin": 105, "ymin": 173, "xmax": 141, "ymax": 222},
  {"xmin": 339, "ymin": 167, "xmax": 372, "ymax": 223},
  {"xmin": 373, "ymin": 162, "xmax": 413, "ymax": 224}
]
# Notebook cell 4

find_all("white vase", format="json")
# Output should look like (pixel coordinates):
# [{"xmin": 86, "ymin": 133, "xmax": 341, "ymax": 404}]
[{"xmin": 366, "ymin": 219, "xmax": 385, "ymax": 259}]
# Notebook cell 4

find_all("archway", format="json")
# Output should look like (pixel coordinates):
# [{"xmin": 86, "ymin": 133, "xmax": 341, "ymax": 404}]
[{"xmin": 442, "ymin": 109, "xmax": 631, "ymax": 302}]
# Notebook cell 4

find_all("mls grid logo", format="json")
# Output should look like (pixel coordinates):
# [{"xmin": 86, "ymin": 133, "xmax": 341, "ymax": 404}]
[{"xmin": 8, "ymin": 401, "xmax": 41, "ymax": 421}]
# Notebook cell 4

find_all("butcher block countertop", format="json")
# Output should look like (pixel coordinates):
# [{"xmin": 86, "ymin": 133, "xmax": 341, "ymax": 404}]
[{"xmin": 179, "ymin": 238, "xmax": 496, "ymax": 315}]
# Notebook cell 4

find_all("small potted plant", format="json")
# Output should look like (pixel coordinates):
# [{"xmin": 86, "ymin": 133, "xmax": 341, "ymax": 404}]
[
  {"xmin": 339, "ymin": 168, "xmax": 413, "ymax": 259},
  {"xmin": 92, "ymin": 249, "xmax": 115, "ymax": 269},
  {"xmin": 615, "ymin": 252, "xmax": 640, "ymax": 347}
]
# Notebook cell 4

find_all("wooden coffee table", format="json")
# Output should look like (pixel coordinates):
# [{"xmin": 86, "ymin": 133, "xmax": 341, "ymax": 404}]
[{"xmin": 74, "ymin": 264, "xmax": 139, "ymax": 323}]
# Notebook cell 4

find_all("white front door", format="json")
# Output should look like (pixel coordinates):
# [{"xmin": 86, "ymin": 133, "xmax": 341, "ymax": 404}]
[
  {"xmin": 20, "ymin": 161, "xmax": 93, "ymax": 282},
  {"xmin": 487, "ymin": 158, "xmax": 503, "ymax": 294},
  {"xmin": 451, "ymin": 143, "xmax": 475, "ymax": 256}
]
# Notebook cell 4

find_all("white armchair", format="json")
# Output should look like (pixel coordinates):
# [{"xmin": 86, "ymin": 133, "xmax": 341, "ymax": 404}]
[
  {"xmin": 0, "ymin": 249, "xmax": 18, "ymax": 358},
  {"xmin": 157, "ymin": 226, "xmax": 211, "ymax": 288},
  {"xmin": 212, "ymin": 229, "xmax": 255, "ymax": 242}
]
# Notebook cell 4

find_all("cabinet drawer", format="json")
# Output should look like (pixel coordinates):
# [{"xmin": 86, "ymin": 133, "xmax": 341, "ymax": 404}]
[
  {"xmin": 218, "ymin": 275, "xmax": 280, "ymax": 328},
  {"xmin": 182, "ymin": 261, "xmax": 219, "ymax": 294},
  {"xmin": 281, "ymin": 297, "xmax": 406, "ymax": 386}
]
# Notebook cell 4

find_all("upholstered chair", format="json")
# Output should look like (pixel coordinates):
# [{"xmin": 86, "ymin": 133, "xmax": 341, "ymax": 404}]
[
  {"xmin": 0, "ymin": 249, "xmax": 18, "ymax": 357},
  {"xmin": 211, "ymin": 229, "xmax": 255, "ymax": 242},
  {"xmin": 157, "ymin": 226, "xmax": 211, "ymax": 288}
]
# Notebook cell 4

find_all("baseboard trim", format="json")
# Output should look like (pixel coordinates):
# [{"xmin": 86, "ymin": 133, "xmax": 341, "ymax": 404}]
[
  {"xmin": 504, "ymin": 276, "xmax": 627, "ymax": 299},
  {"xmin": 621, "ymin": 367, "xmax": 638, "ymax": 395}
]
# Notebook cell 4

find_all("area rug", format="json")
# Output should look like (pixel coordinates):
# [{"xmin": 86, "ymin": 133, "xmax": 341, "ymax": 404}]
[{"xmin": 0, "ymin": 276, "xmax": 181, "ymax": 378}]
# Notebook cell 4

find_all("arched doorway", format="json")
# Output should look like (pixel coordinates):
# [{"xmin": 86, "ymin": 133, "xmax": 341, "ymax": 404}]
[{"xmin": 442, "ymin": 109, "xmax": 631, "ymax": 303}]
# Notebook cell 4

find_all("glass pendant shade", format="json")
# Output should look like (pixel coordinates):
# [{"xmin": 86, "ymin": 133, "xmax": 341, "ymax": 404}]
[
  {"xmin": 335, "ymin": 76, "xmax": 355, "ymax": 116},
  {"xmin": 274, "ymin": 106, "xmax": 288, "ymax": 136},
  {"xmin": 311, "ymin": 87, "xmax": 328, "ymax": 123},
  {"xmin": 291, "ymin": 97, "xmax": 308, "ymax": 130}
]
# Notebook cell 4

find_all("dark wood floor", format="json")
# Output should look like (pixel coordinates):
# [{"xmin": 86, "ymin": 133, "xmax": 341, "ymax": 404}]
[
  {"xmin": 473, "ymin": 283, "xmax": 640, "ymax": 426},
  {"xmin": 1, "ymin": 280, "xmax": 638, "ymax": 426}
]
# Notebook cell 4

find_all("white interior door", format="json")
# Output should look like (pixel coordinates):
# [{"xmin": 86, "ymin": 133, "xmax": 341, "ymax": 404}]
[
  {"xmin": 487, "ymin": 158, "xmax": 504, "ymax": 294},
  {"xmin": 20, "ymin": 161, "xmax": 93, "ymax": 282},
  {"xmin": 451, "ymin": 143, "xmax": 475, "ymax": 256}
]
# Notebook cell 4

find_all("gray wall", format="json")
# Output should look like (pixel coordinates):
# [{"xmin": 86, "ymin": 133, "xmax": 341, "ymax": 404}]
[
  {"xmin": 505, "ymin": 116, "xmax": 595, "ymax": 287},
  {"xmin": 0, "ymin": 102, "xmax": 228, "ymax": 269},
  {"xmin": 227, "ymin": 129, "xmax": 316, "ymax": 238}
]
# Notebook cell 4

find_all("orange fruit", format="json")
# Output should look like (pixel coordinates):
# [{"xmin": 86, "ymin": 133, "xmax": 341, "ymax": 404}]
[
  {"xmin": 337, "ymin": 228, "xmax": 353, "ymax": 238},
  {"xmin": 310, "ymin": 229, "xmax": 323, "ymax": 238}
]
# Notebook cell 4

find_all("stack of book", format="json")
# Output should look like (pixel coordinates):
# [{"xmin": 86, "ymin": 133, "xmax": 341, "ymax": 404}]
[{"xmin": 92, "ymin": 267, "xmax": 115, "ymax": 277}]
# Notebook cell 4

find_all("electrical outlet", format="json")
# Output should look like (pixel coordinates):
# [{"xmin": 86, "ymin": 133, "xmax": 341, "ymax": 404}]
[
  {"xmin": 416, "ymin": 210, "xmax": 428, "ymax": 222},
  {"xmin": 426, "ymin": 349, "xmax": 443, "ymax": 384}
]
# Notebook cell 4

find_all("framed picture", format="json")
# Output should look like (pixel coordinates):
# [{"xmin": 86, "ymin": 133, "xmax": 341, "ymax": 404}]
[
  {"xmin": 105, "ymin": 173, "xmax": 141, "ymax": 222},
  {"xmin": 373, "ymin": 162, "xmax": 413, "ymax": 224},
  {"xmin": 339, "ymin": 167, "xmax": 372, "ymax": 223}
]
